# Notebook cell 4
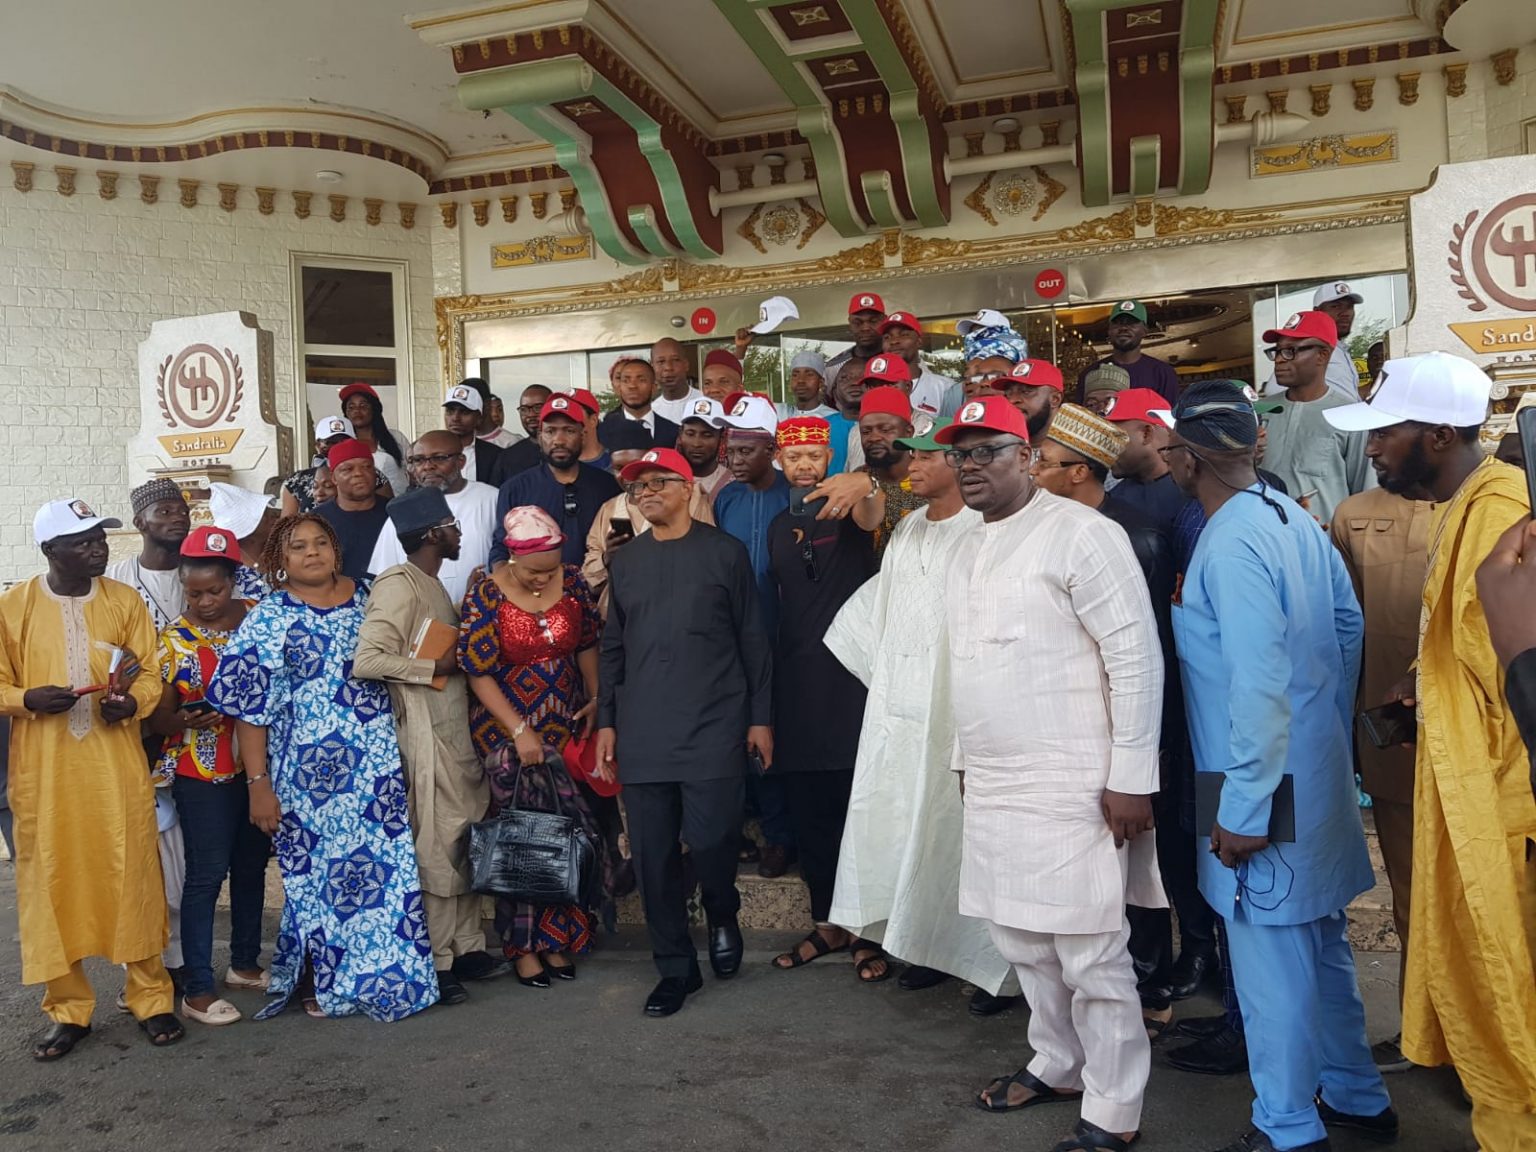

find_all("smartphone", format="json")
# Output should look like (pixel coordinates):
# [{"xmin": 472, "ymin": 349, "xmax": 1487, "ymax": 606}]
[
  {"xmin": 1519, "ymin": 407, "xmax": 1536, "ymax": 517},
  {"xmin": 748, "ymin": 748, "xmax": 767, "ymax": 776},
  {"xmin": 789, "ymin": 489, "xmax": 828, "ymax": 519},
  {"xmin": 182, "ymin": 700, "xmax": 217, "ymax": 717},
  {"xmin": 609, "ymin": 516, "xmax": 633, "ymax": 538},
  {"xmin": 1359, "ymin": 700, "xmax": 1415, "ymax": 750}
]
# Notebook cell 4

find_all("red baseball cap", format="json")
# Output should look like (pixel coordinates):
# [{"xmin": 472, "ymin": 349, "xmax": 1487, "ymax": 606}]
[
  {"xmin": 181, "ymin": 526, "xmax": 240, "ymax": 561},
  {"xmin": 994, "ymin": 358, "xmax": 1064, "ymax": 391},
  {"xmin": 618, "ymin": 446, "xmax": 695, "ymax": 485},
  {"xmin": 860, "ymin": 387, "xmax": 913, "ymax": 422},
  {"xmin": 327, "ymin": 439, "xmax": 374, "ymax": 471},
  {"xmin": 879, "ymin": 310, "xmax": 923, "ymax": 336},
  {"xmin": 568, "ymin": 388, "xmax": 601, "ymax": 417},
  {"xmin": 703, "ymin": 349, "xmax": 743, "ymax": 377},
  {"xmin": 848, "ymin": 291, "xmax": 885, "ymax": 316},
  {"xmin": 933, "ymin": 395, "xmax": 1031, "ymax": 444},
  {"xmin": 539, "ymin": 394, "xmax": 585, "ymax": 425},
  {"xmin": 338, "ymin": 382, "xmax": 379, "ymax": 404},
  {"xmin": 1262, "ymin": 309, "xmax": 1339, "ymax": 348},
  {"xmin": 1103, "ymin": 387, "xmax": 1173, "ymax": 425},
  {"xmin": 861, "ymin": 354, "xmax": 912, "ymax": 386}
]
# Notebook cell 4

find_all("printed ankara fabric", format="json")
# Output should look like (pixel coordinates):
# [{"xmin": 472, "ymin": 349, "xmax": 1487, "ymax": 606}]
[{"xmin": 207, "ymin": 588, "xmax": 438, "ymax": 1021}]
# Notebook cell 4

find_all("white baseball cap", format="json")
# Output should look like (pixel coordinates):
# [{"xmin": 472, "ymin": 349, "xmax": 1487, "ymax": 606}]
[
  {"xmin": 679, "ymin": 396, "xmax": 727, "ymax": 425},
  {"xmin": 711, "ymin": 394, "xmax": 779, "ymax": 436},
  {"xmin": 955, "ymin": 308, "xmax": 1011, "ymax": 336},
  {"xmin": 34, "ymin": 498, "xmax": 121, "ymax": 546},
  {"xmin": 314, "ymin": 414, "xmax": 354, "ymax": 441},
  {"xmin": 1323, "ymin": 352, "xmax": 1491, "ymax": 433},
  {"xmin": 443, "ymin": 383, "xmax": 484, "ymax": 412},
  {"xmin": 208, "ymin": 481, "xmax": 274, "ymax": 541},
  {"xmin": 1313, "ymin": 281, "xmax": 1364, "ymax": 307},
  {"xmin": 750, "ymin": 295, "xmax": 799, "ymax": 335}
]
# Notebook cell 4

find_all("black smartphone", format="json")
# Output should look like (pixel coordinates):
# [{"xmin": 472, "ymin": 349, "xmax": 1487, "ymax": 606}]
[
  {"xmin": 748, "ymin": 748, "xmax": 767, "ymax": 776},
  {"xmin": 789, "ymin": 489, "xmax": 828, "ymax": 519},
  {"xmin": 609, "ymin": 516, "xmax": 633, "ymax": 538},
  {"xmin": 1518, "ymin": 407, "xmax": 1536, "ymax": 517},
  {"xmin": 182, "ymin": 700, "xmax": 217, "ymax": 717},
  {"xmin": 1359, "ymin": 700, "xmax": 1415, "ymax": 750}
]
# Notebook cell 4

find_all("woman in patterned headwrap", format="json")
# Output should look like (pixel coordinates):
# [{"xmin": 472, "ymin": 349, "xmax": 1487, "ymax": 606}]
[
  {"xmin": 457, "ymin": 506, "xmax": 614, "ymax": 986},
  {"xmin": 960, "ymin": 323, "xmax": 1030, "ymax": 400}
]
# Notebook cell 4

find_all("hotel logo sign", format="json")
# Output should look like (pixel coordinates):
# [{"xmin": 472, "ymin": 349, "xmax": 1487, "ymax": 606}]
[{"xmin": 1449, "ymin": 193, "xmax": 1536, "ymax": 315}]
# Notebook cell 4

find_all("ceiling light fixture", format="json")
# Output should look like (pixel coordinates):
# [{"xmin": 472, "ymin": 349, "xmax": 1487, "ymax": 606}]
[
  {"xmin": 992, "ymin": 117, "xmax": 1020, "ymax": 134},
  {"xmin": 314, "ymin": 170, "xmax": 344, "ymax": 184},
  {"xmin": 761, "ymin": 152, "xmax": 786, "ymax": 166}
]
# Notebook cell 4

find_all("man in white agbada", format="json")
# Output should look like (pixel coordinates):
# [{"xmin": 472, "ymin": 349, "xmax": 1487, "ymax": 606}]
[
  {"xmin": 940, "ymin": 396, "xmax": 1164, "ymax": 1152},
  {"xmin": 824, "ymin": 419, "xmax": 1017, "ymax": 1010},
  {"xmin": 368, "ymin": 431, "xmax": 499, "ymax": 605}
]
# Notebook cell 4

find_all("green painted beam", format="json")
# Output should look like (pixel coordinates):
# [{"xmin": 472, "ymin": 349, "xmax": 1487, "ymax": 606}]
[
  {"xmin": 1128, "ymin": 134, "xmax": 1161, "ymax": 199},
  {"xmin": 1178, "ymin": 0, "xmax": 1221, "ymax": 195},
  {"xmin": 1066, "ymin": 0, "xmax": 1114, "ymax": 207},
  {"xmin": 712, "ymin": 0, "xmax": 868, "ymax": 236}
]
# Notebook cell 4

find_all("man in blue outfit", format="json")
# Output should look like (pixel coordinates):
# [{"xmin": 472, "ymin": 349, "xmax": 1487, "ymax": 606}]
[{"xmin": 1161, "ymin": 381, "xmax": 1395, "ymax": 1152}]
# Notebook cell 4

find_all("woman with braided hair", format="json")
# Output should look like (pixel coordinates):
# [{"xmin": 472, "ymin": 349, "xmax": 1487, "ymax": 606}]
[{"xmin": 206, "ymin": 513, "xmax": 439, "ymax": 1021}]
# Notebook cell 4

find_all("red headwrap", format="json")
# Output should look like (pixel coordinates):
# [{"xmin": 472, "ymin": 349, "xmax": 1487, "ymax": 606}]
[
  {"xmin": 860, "ymin": 388, "xmax": 913, "ymax": 422},
  {"xmin": 326, "ymin": 439, "xmax": 373, "ymax": 471},
  {"xmin": 776, "ymin": 417, "xmax": 832, "ymax": 448},
  {"xmin": 703, "ymin": 349, "xmax": 743, "ymax": 377}
]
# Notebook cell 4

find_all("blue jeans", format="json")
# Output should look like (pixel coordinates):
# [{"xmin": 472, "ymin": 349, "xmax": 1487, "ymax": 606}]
[{"xmin": 172, "ymin": 774, "xmax": 271, "ymax": 998}]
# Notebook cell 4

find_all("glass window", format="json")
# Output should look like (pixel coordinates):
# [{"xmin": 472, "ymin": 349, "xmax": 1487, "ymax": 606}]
[{"xmin": 300, "ymin": 267, "xmax": 395, "ymax": 347}]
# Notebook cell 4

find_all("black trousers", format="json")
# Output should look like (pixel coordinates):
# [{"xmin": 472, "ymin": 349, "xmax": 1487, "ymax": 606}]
[
  {"xmin": 625, "ymin": 776, "xmax": 745, "ymax": 979},
  {"xmin": 779, "ymin": 769, "xmax": 854, "ymax": 923}
]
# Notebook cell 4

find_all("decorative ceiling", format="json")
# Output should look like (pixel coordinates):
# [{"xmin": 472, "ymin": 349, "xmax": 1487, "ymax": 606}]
[{"xmin": 0, "ymin": 0, "xmax": 1501, "ymax": 256}]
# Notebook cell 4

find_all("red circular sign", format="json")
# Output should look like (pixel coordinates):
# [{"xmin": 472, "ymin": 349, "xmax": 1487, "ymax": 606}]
[
  {"xmin": 691, "ymin": 307, "xmax": 717, "ymax": 334},
  {"xmin": 1034, "ymin": 269, "xmax": 1066, "ymax": 299}
]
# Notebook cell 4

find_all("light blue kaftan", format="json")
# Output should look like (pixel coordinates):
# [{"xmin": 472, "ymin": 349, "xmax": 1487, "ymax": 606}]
[{"xmin": 207, "ymin": 587, "xmax": 438, "ymax": 1021}]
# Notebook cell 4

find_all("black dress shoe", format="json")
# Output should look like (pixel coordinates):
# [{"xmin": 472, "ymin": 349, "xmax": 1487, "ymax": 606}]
[
  {"xmin": 1166, "ymin": 1025, "xmax": 1249, "ymax": 1075},
  {"xmin": 968, "ymin": 989, "xmax": 1021, "ymax": 1016},
  {"xmin": 708, "ymin": 921, "xmax": 744, "ymax": 979},
  {"xmin": 897, "ymin": 965, "xmax": 950, "ymax": 991},
  {"xmin": 1166, "ymin": 946, "xmax": 1218, "ymax": 1001},
  {"xmin": 436, "ymin": 972, "xmax": 469, "ymax": 1005},
  {"xmin": 1174, "ymin": 1013, "xmax": 1230, "ymax": 1040},
  {"xmin": 1208, "ymin": 1128, "xmax": 1330, "ymax": 1152},
  {"xmin": 644, "ymin": 971, "xmax": 704, "ymax": 1017},
  {"xmin": 542, "ymin": 957, "xmax": 577, "ymax": 981},
  {"xmin": 452, "ymin": 951, "xmax": 512, "ymax": 981},
  {"xmin": 758, "ymin": 845, "xmax": 793, "ymax": 879},
  {"xmin": 1316, "ymin": 1097, "xmax": 1399, "ymax": 1144}
]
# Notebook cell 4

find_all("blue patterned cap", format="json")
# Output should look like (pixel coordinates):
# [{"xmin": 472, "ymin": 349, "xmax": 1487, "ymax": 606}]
[{"xmin": 962, "ymin": 325, "xmax": 1029, "ymax": 366}]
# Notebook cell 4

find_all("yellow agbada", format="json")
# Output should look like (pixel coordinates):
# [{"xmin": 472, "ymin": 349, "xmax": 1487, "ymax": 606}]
[
  {"xmin": 0, "ymin": 576, "xmax": 167, "ymax": 985},
  {"xmin": 1405, "ymin": 458, "xmax": 1536, "ymax": 1116}
]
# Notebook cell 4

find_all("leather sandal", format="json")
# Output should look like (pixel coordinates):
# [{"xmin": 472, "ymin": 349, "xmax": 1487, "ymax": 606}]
[
  {"xmin": 975, "ymin": 1068, "xmax": 1085, "ymax": 1114},
  {"xmin": 182, "ymin": 996, "xmax": 242, "ymax": 1026},
  {"xmin": 1050, "ymin": 1118, "xmax": 1142, "ymax": 1151},
  {"xmin": 772, "ymin": 929, "xmax": 848, "ymax": 970},
  {"xmin": 851, "ymin": 939, "xmax": 893, "ymax": 983},
  {"xmin": 139, "ymin": 1013, "xmax": 185, "ymax": 1047},
  {"xmin": 32, "ymin": 1022, "xmax": 90, "ymax": 1062}
]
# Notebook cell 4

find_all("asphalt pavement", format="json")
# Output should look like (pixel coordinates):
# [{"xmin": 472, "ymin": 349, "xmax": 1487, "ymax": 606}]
[{"xmin": 0, "ymin": 864, "xmax": 1473, "ymax": 1152}]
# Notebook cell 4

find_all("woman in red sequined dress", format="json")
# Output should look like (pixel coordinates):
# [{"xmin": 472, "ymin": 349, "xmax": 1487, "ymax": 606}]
[{"xmin": 457, "ymin": 506, "xmax": 612, "ymax": 987}]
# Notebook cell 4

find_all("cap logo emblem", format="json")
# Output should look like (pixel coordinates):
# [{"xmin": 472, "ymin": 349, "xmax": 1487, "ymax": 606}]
[
  {"xmin": 870, "ymin": 356, "xmax": 889, "ymax": 373},
  {"xmin": 207, "ymin": 533, "xmax": 228, "ymax": 553},
  {"xmin": 959, "ymin": 401, "xmax": 986, "ymax": 423},
  {"xmin": 1120, "ymin": 301, "xmax": 1137, "ymax": 312},
  {"xmin": 450, "ymin": 386, "xmax": 470, "ymax": 402},
  {"xmin": 731, "ymin": 398, "xmax": 750, "ymax": 416},
  {"xmin": 642, "ymin": 450, "xmax": 659, "ymax": 463},
  {"xmin": 69, "ymin": 500, "xmax": 94, "ymax": 519},
  {"xmin": 693, "ymin": 400, "xmax": 712, "ymax": 415},
  {"xmin": 759, "ymin": 305, "xmax": 769, "ymax": 322},
  {"xmin": 1103, "ymin": 396, "xmax": 1117, "ymax": 417},
  {"xmin": 1014, "ymin": 362, "xmax": 1032, "ymax": 377},
  {"xmin": 326, "ymin": 418, "xmax": 345, "ymax": 434},
  {"xmin": 1285, "ymin": 312, "xmax": 1302, "ymax": 329},
  {"xmin": 1335, "ymin": 282, "xmax": 1349, "ymax": 294},
  {"xmin": 551, "ymin": 397, "xmax": 568, "ymax": 409},
  {"xmin": 859, "ymin": 295, "xmax": 875, "ymax": 308}
]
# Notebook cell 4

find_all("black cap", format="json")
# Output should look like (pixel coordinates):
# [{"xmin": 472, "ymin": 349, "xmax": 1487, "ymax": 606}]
[{"xmin": 387, "ymin": 486, "xmax": 452, "ymax": 537}]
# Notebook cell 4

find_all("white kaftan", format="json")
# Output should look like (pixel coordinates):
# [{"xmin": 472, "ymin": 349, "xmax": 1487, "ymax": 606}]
[
  {"xmin": 824, "ymin": 506, "xmax": 1016, "ymax": 994},
  {"xmin": 947, "ymin": 490, "xmax": 1165, "ymax": 934},
  {"xmin": 367, "ymin": 480, "xmax": 499, "ymax": 607}
]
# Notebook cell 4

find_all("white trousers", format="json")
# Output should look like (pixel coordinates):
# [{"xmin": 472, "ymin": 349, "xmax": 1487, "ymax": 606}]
[
  {"xmin": 155, "ymin": 792, "xmax": 185, "ymax": 971},
  {"xmin": 987, "ymin": 918, "xmax": 1149, "ymax": 1134}
]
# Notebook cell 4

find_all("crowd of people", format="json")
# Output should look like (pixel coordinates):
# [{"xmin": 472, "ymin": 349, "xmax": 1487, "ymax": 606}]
[{"xmin": 2, "ymin": 284, "xmax": 1534, "ymax": 1152}]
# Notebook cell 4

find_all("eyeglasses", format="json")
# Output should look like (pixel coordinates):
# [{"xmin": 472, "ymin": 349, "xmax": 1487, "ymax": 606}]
[
  {"xmin": 943, "ymin": 440, "xmax": 1024, "ymax": 468},
  {"xmin": 1033, "ymin": 458, "xmax": 1083, "ymax": 471},
  {"xmin": 517, "ymin": 403, "xmax": 544, "ymax": 415},
  {"xmin": 562, "ymin": 488, "xmax": 578, "ymax": 519},
  {"xmin": 1156, "ymin": 444, "xmax": 1196, "ymax": 459},
  {"xmin": 1263, "ymin": 343, "xmax": 1330, "ymax": 361},
  {"xmin": 624, "ymin": 476, "xmax": 685, "ymax": 499},
  {"xmin": 405, "ymin": 452, "xmax": 462, "ymax": 467},
  {"xmin": 963, "ymin": 371, "xmax": 1008, "ymax": 387}
]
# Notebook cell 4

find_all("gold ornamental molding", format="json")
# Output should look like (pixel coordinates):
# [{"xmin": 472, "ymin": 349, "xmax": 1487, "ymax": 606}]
[
  {"xmin": 491, "ymin": 234, "xmax": 595, "ymax": 268},
  {"xmin": 434, "ymin": 190, "xmax": 1411, "ymax": 383},
  {"xmin": 1252, "ymin": 131, "xmax": 1398, "ymax": 177}
]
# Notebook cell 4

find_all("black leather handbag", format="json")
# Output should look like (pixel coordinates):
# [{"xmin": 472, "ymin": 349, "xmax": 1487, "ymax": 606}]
[{"xmin": 466, "ymin": 753, "xmax": 595, "ymax": 906}]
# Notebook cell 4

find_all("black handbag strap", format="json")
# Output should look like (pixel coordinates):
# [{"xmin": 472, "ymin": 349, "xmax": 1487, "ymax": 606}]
[{"xmin": 503, "ymin": 754, "xmax": 566, "ymax": 820}]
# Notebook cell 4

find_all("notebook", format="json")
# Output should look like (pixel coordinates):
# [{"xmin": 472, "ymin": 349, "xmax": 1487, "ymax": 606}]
[
  {"xmin": 1193, "ymin": 773, "xmax": 1296, "ymax": 842},
  {"xmin": 410, "ymin": 618, "xmax": 458, "ymax": 691}
]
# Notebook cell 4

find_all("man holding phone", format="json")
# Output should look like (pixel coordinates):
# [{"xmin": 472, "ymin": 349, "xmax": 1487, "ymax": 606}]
[
  {"xmin": 762, "ymin": 417, "xmax": 884, "ymax": 980},
  {"xmin": 1163, "ymin": 382, "xmax": 1393, "ymax": 1152},
  {"xmin": 1327, "ymin": 353, "xmax": 1536, "ymax": 1151}
]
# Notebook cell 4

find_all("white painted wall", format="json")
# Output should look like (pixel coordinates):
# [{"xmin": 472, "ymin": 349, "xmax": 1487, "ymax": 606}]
[
  {"xmin": 1448, "ymin": 47, "xmax": 1536, "ymax": 162},
  {"xmin": 0, "ymin": 172, "xmax": 441, "ymax": 581}
]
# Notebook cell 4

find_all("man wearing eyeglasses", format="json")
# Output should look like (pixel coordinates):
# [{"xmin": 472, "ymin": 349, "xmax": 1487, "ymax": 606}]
[
  {"xmin": 1255, "ymin": 311, "xmax": 1375, "ymax": 526},
  {"xmin": 761, "ymin": 417, "xmax": 883, "ymax": 980},
  {"xmin": 489, "ymin": 395, "xmax": 621, "ymax": 570},
  {"xmin": 368, "ymin": 430, "xmax": 500, "ymax": 605},
  {"xmin": 942, "ymin": 395, "xmax": 1163, "ymax": 1151},
  {"xmin": 489, "ymin": 385, "xmax": 552, "ymax": 485},
  {"xmin": 594, "ymin": 448, "xmax": 773, "ymax": 1018},
  {"xmin": 1161, "ymin": 381, "xmax": 1390, "ymax": 1152}
]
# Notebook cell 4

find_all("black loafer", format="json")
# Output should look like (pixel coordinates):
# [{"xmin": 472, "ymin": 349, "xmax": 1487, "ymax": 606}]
[
  {"xmin": 644, "ymin": 971, "xmax": 704, "ymax": 1017},
  {"xmin": 897, "ymin": 965, "xmax": 950, "ymax": 991},
  {"xmin": 968, "ymin": 989, "xmax": 1021, "ymax": 1016},
  {"xmin": 436, "ymin": 972, "xmax": 469, "ymax": 1005},
  {"xmin": 1174, "ymin": 1013, "xmax": 1230, "ymax": 1040},
  {"xmin": 452, "ymin": 951, "xmax": 512, "ymax": 982},
  {"xmin": 1207, "ymin": 1129, "xmax": 1330, "ymax": 1152},
  {"xmin": 1316, "ymin": 1097, "xmax": 1399, "ymax": 1144},
  {"xmin": 708, "ymin": 920, "xmax": 744, "ymax": 979},
  {"xmin": 1166, "ymin": 1026, "xmax": 1249, "ymax": 1076},
  {"xmin": 1166, "ymin": 947, "xmax": 1218, "ymax": 1001}
]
